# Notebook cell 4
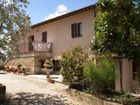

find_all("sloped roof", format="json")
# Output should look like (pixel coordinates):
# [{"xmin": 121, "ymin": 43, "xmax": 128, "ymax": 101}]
[{"xmin": 31, "ymin": 4, "xmax": 96, "ymax": 28}]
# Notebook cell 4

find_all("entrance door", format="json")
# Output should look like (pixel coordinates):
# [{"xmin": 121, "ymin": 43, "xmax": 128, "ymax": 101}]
[{"xmin": 53, "ymin": 60, "xmax": 61, "ymax": 71}]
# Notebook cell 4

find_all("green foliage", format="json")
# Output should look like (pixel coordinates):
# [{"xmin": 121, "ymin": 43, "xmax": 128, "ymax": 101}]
[
  {"xmin": 135, "ymin": 62, "xmax": 140, "ymax": 83},
  {"xmin": 61, "ymin": 46, "xmax": 88, "ymax": 85},
  {"xmin": 113, "ymin": 91, "xmax": 140, "ymax": 105},
  {"xmin": 17, "ymin": 64, "xmax": 22, "ymax": 69},
  {"xmin": 136, "ymin": 68, "xmax": 140, "ymax": 84},
  {"xmin": 91, "ymin": 0, "xmax": 140, "ymax": 60},
  {"xmin": 16, "ymin": 63, "xmax": 27, "ymax": 74},
  {"xmin": 84, "ymin": 58, "xmax": 115, "ymax": 95},
  {"xmin": 44, "ymin": 59, "xmax": 54, "ymax": 78},
  {"xmin": 21, "ymin": 65, "xmax": 26, "ymax": 71},
  {"xmin": 0, "ymin": 64, "xmax": 5, "ymax": 70},
  {"xmin": 0, "ymin": 0, "xmax": 30, "ymax": 55},
  {"xmin": 44, "ymin": 59, "xmax": 54, "ymax": 69}
]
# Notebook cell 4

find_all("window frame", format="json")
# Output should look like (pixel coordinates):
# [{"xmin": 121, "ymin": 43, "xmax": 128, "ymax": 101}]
[
  {"xmin": 71, "ymin": 22, "xmax": 82, "ymax": 38},
  {"xmin": 42, "ymin": 31, "xmax": 47, "ymax": 43}
]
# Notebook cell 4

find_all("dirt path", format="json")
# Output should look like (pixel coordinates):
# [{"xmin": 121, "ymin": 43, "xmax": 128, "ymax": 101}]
[{"xmin": 0, "ymin": 73, "xmax": 81, "ymax": 105}]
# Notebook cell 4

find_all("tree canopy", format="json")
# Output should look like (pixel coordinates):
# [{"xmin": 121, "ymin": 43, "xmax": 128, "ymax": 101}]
[
  {"xmin": 0, "ymin": 0, "xmax": 30, "ymax": 56},
  {"xmin": 91, "ymin": 0, "xmax": 140, "ymax": 61}
]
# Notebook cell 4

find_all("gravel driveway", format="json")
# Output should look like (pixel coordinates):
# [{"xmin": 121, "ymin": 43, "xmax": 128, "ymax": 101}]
[{"xmin": 0, "ymin": 73, "xmax": 80, "ymax": 105}]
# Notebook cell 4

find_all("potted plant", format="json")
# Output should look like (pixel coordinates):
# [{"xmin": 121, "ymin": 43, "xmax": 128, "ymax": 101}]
[
  {"xmin": 21, "ymin": 65, "xmax": 26, "ymax": 75},
  {"xmin": 17, "ymin": 64, "xmax": 22, "ymax": 74},
  {"xmin": 44, "ymin": 58, "xmax": 54, "ymax": 83}
]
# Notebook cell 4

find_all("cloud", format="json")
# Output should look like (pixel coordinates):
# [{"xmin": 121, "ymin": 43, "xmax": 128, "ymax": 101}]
[
  {"xmin": 44, "ymin": 4, "xmax": 69, "ymax": 20},
  {"xmin": 0, "ymin": 0, "xmax": 13, "ymax": 6}
]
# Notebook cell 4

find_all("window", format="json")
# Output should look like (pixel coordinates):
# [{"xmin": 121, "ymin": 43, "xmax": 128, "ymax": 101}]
[
  {"xmin": 71, "ymin": 23, "xmax": 82, "ymax": 38},
  {"xmin": 42, "ymin": 31, "xmax": 47, "ymax": 42}
]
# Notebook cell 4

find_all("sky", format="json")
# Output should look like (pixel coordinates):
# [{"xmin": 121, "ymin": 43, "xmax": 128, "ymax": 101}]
[{"xmin": 26, "ymin": 0, "xmax": 98, "ymax": 25}]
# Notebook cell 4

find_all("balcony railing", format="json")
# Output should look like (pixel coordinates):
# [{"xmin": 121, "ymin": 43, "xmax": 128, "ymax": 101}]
[{"xmin": 17, "ymin": 41, "xmax": 52, "ymax": 53}]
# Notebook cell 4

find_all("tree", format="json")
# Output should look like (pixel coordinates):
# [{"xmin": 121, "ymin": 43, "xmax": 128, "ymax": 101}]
[
  {"xmin": 91, "ymin": 0, "xmax": 140, "ymax": 61},
  {"xmin": 0, "ymin": 0, "xmax": 30, "ymax": 56}
]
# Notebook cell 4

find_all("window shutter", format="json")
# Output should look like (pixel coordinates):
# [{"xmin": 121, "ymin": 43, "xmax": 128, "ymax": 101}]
[
  {"xmin": 71, "ymin": 23, "xmax": 82, "ymax": 38},
  {"xmin": 71, "ymin": 24, "xmax": 75, "ymax": 38},
  {"xmin": 42, "ymin": 31, "xmax": 47, "ymax": 42},
  {"xmin": 74, "ymin": 23, "xmax": 77, "ymax": 37},
  {"xmin": 78, "ymin": 23, "xmax": 82, "ymax": 36}
]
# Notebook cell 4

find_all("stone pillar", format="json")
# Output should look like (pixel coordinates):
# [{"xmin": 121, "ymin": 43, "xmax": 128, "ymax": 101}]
[
  {"xmin": 114, "ymin": 59, "xmax": 133, "ymax": 91},
  {"xmin": 0, "ymin": 84, "xmax": 6, "ymax": 101},
  {"xmin": 122, "ymin": 59, "xmax": 132, "ymax": 90},
  {"xmin": 114, "ymin": 59, "xmax": 122, "ymax": 91}
]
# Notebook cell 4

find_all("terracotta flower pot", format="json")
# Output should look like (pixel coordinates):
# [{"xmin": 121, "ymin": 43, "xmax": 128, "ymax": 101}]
[{"xmin": 47, "ymin": 78, "xmax": 54, "ymax": 83}]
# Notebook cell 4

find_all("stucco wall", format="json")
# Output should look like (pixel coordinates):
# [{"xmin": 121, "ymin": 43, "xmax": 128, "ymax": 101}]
[
  {"xmin": 121, "ymin": 59, "xmax": 132, "ymax": 90},
  {"xmin": 28, "ymin": 9, "xmax": 95, "ymax": 59},
  {"xmin": 6, "ymin": 57, "xmax": 35, "ymax": 73},
  {"xmin": 114, "ymin": 59, "xmax": 140, "ymax": 91}
]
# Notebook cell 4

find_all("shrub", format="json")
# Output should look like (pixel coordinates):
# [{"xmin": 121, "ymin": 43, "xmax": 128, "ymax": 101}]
[
  {"xmin": 61, "ymin": 46, "xmax": 88, "ymax": 87},
  {"xmin": 136, "ymin": 68, "xmax": 140, "ymax": 84},
  {"xmin": 44, "ymin": 59, "xmax": 53, "ymax": 69},
  {"xmin": 21, "ymin": 65, "xmax": 26, "ymax": 75},
  {"xmin": 0, "ymin": 64, "xmax": 5, "ymax": 70},
  {"xmin": 84, "ymin": 58, "xmax": 115, "ymax": 95},
  {"xmin": 9, "ymin": 66, "xmax": 18, "ymax": 73},
  {"xmin": 134, "ymin": 61, "xmax": 140, "ymax": 84},
  {"xmin": 17, "ymin": 64, "xmax": 22, "ymax": 70},
  {"xmin": 44, "ymin": 58, "xmax": 54, "ymax": 77}
]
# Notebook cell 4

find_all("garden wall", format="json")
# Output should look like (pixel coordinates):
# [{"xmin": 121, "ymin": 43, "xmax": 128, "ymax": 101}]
[{"xmin": 5, "ymin": 57, "xmax": 35, "ymax": 74}]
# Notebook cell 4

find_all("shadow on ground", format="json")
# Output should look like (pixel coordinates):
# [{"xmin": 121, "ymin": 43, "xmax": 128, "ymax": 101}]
[{"xmin": 0, "ymin": 92, "xmax": 69, "ymax": 105}]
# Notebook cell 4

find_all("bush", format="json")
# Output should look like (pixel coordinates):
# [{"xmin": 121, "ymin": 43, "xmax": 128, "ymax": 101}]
[
  {"xmin": 134, "ymin": 61, "xmax": 140, "ymax": 84},
  {"xmin": 0, "ymin": 64, "xmax": 5, "ymax": 70},
  {"xmin": 61, "ymin": 46, "xmax": 88, "ymax": 87},
  {"xmin": 44, "ymin": 59, "xmax": 53, "ymax": 69},
  {"xmin": 136, "ymin": 68, "xmax": 140, "ymax": 84},
  {"xmin": 8, "ymin": 66, "xmax": 18, "ymax": 73},
  {"xmin": 84, "ymin": 58, "xmax": 115, "ymax": 95},
  {"xmin": 43, "ymin": 58, "xmax": 54, "ymax": 78},
  {"xmin": 17, "ymin": 64, "xmax": 22, "ymax": 70},
  {"xmin": 21, "ymin": 65, "xmax": 26, "ymax": 75}
]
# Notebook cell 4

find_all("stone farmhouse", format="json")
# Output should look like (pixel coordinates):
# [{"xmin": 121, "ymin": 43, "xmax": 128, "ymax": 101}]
[{"xmin": 6, "ymin": 4, "xmax": 140, "ymax": 92}]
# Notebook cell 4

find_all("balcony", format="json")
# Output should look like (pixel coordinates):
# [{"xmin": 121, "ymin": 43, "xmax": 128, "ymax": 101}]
[{"xmin": 15, "ymin": 41, "xmax": 53, "ymax": 57}]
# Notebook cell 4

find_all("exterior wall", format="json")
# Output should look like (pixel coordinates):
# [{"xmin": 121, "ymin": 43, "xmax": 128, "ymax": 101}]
[
  {"xmin": 6, "ymin": 9, "xmax": 95, "ymax": 74},
  {"xmin": 121, "ymin": 59, "xmax": 132, "ymax": 90},
  {"xmin": 28, "ymin": 9, "xmax": 95, "ymax": 59},
  {"xmin": 6, "ymin": 52, "xmax": 51, "ymax": 74},
  {"xmin": 114, "ymin": 59, "xmax": 140, "ymax": 92},
  {"xmin": 114, "ymin": 59, "xmax": 121, "ymax": 91},
  {"xmin": 6, "ymin": 57, "xmax": 35, "ymax": 74}
]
